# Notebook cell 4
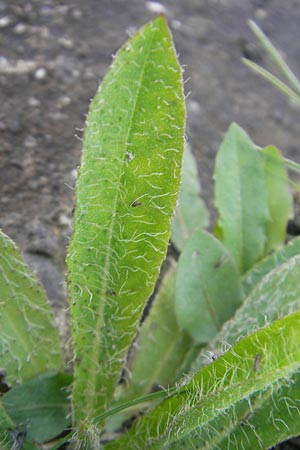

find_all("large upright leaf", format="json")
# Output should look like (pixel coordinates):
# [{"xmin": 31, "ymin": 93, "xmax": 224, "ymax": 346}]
[
  {"xmin": 175, "ymin": 230, "xmax": 243, "ymax": 343},
  {"xmin": 0, "ymin": 230, "xmax": 63, "ymax": 386},
  {"xmin": 104, "ymin": 312, "xmax": 300, "ymax": 449},
  {"xmin": 67, "ymin": 16, "xmax": 185, "ymax": 423},
  {"xmin": 171, "ymin": 146, "xmax": 209, "ymax": 251},
  {"xmin": 214, "ymin": 123, "xmax": 270, "ymax": 273},
  {"xmin": 261, "ymin": 145, "xmax": 292, "ymax": 253}
]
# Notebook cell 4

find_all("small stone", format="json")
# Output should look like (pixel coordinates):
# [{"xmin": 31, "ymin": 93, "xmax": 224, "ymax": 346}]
[
  {"xmin": 187, "ymin": 99, "xmax": 202, "ymax": 114},
  {"xmin": 34, "ymin": 67, "xmax": 47, "ymax": 80},
  {"xmin": 14, "ymin": 22, "xmax": 27, "ymax": 34},
  {"xmin": 58, "ymin": 212, "xmax": 72, "ymax": 228},
  {"xmin": 71, "ymin": 8, "xmax": 82, "ymax": 19},
  {"xmin": 0, "ymin": 16, "xmax": 11, "ymax": 28},
  {"xmin": 171, "ymin": 20, "xmax": 182, "ymax": 30},
  {"xmin": 145, "ymin": 2, "xmax": 167, "ymax": 14},
  {"xmin": 70, "ymin": 168, "xmax": 78, "ymax": 180},
  {"xmin": 28, "ymin": 97, "xmax": 40, "ymax": 107},
  {"xmin": 254, "ymin": 8, "xmax": 268, "ymax": 20},
  {"xmin": 24, "ymin": 135, "xmax": 37, "ymax": 148},
  {"xmin": 57, "ymin": 95, "xmax": 71, "ymax": 108},
  {"xmin": 58, "ymin": 36, "xmax": 74, "ymax": 49}
]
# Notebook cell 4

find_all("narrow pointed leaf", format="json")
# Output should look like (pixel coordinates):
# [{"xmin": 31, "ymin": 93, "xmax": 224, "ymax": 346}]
[
  {"xmin": 2, "ymin": 372, "xmax": 72, "ymax": 443},
  {"xmin": 242, "ymin": 58, "xmax": 300, "ymax": 105},
  {"xmin": 214, "ymin": 123, "xmax": 270, "ymax": 273},
  {"xmin": 261, "ymin": 145, "xmax": 292, "ymax": 252},
  {"xmin": 67, "ymin": 16, "xmax": 185, "ymax": 423},
  {"xmin": 0, "ymin": 230, "xmax": 63, "ymax": 385},
  {"xmin": 123, "ymin": 261, "xmax": 193, "ymax": 401},
  {"xmin": 104, "ymin": 312, "xmax": 300, "ymax": 449},
  {"xmin": 171, "ymin": 146, "xmax": 209, "ymax": 251},
  {"xmin": 248, "ymin": 20, "xmax": 300, "ymax": 96},
  {"xmin": 242, "ymin": 236, "xmax": 300, "ymax": 297},
  {"xmin": 175, "ymin": 230, "xmax": 243, "ymax": 343},
  {"xmin": 192, "ymin": 254, "xmax": 300, "ymax": 372}
]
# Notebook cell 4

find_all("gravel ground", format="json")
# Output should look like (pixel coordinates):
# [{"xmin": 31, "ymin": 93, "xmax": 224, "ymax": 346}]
[{"xmin": 1, "ymin": 0, "xmax": 300, "ymax": 447}]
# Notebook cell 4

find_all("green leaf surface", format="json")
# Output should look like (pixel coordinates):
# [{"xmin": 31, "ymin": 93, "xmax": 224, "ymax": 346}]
[
  {"xmin": 242, "ymin": 236, "xmax": 300, "ymax": 297},
  {"xmin": 171, "ymin": 146, "xmax": 209, "ymax": 251},
  {"xmin": 214, "ymin": 123, "xmax": 270, "ymax": 273},
  {"xmin": 2, "ymin": 372, "xmax": 72, "ymax": 443},
  {"xmin": 122, "ymin": 261, "xmax": 193, "ymax": 401},
  {"xmin": 261, "ymin": 145, "xmax": 292, "ymax": 252},
  {"xmin": 67, "ymin": 16, "xmax": 185, "ymax": 423},
  {"xmin": 192, "ymin": 253, "xmax": 300, "ymax": 372},
  {"xmin": 215, "ymin": 371, "xmax": 300, "ymax": 449},
  {"xmin": 0, "ymin": 230, "xmax": 63, "ymax": 386},
  {"xmin": 104, "ymin": 312, "xmax": 300, "ymax": 449},
  {"xmin": 175, "ymin": 230, "xmax": 243, "ymax": 343},
  {"xmin": 0, "ymin": 431, "xmax": 40, "ymax": 450}
]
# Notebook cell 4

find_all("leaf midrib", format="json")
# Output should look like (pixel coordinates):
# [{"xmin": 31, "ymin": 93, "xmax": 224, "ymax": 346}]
[{"xmin": 87, "ymin": 29, "xmax": 156, "ymax": 416}]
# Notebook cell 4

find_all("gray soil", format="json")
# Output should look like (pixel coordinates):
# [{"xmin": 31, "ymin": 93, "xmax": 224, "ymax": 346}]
[{"xmin": 1, "ymin": 0, "xmax": 300, "ymax": 448}]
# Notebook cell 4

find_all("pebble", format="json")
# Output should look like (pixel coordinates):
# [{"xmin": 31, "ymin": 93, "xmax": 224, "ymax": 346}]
[
  {"xmin": 254, "ymin": 8, "xmax": 268, "ymax": 20},
  {"xmin": 14, "ymin": 22, "xmax": 27, "ymax": 34},
  {"xmin": 171, "ymin": 19, "xmax": 182, "ymax": 30},
  {"xmin": 187, "ymin": 99, "xmax": 202, "ymax": 114},
  {"xmin": 71, "ymin": 8, "xmax": 83, "ymax": 19},
  {"xmin": 58, "ymin": 212, "xmax": 73, "ymax": 228},
  {"xmin": 70, "ymin": 168, "xmax": 78, "ymax": 180},
  {"xmin": 145, "ymin": 2, "xmax": 167, "ymax": 14},
  {"xmin": 28, "ymin": 97, "xmax": 40, "ymax": 107},
  {"xmin": 34, "ymin": 67, "xmax": 47, "ymax": 80},
  {"xmin": 24, "ymin": 135, "xmax": 37, "ymax": 148},
  {"xmin": 58, "ymin": 36, "xmax": 74, "ymax": 49},
  {"xmin": 0, "ymin": 15, "xmax": 11, "ymax": 28},
  {"xmin": 57, "ymin": 95, "xmax": 71, "ymax": 108}
]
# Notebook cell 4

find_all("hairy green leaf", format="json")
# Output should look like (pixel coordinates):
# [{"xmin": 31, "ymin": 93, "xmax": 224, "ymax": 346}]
[
  {"xmin": 122, "ymin": 261, "xmax": 193, "ymax": 401},
  {"xmin": 214, "ymin": 123, "xmax": 270, "ymax": 273},
  {"xmin": 175, "ymin": 230, "xmax": 243, "ymax": 343},
  {"xmin": 261, "ymin": 145, "xmax": 292, "ymax": 253},
  {"xmin": 67, "ymin": 16, "xmax": 185, "ymax": 423},
  {"xmin": 192, "ymin": 253, "xmax": 300, "ymax": 372},
  {"xmin": 171, "ymin": 146, "xmax": 209, "ymax": 251},
  {"xmin": 2, "ymin": 372, "xmax": 72, "ymax": 443},
  {"xmin": 0, "ymin": 230, "xmax": 63, "ymax": 385},
  {"xmin": 215, "ymin": 372, "xmax": 300, "ymax": 449},
  {"xmin": 104, "ymin": 312, "xmax": 300, "ymax": 449},
  {"xmin": 242, "ymin": 236, "xmax": 300, "ymax": 297}
]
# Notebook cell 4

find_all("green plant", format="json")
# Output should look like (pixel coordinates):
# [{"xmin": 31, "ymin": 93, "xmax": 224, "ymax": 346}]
[{"xmin": 0, "ymin": 15, "xmax": 300, "ymax": 450}]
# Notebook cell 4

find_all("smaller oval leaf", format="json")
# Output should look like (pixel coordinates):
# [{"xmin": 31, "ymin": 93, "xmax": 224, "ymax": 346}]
[
  {"xmin": 2, "ymin": 372, "xmax": 72, "ymax": 443},
  {"xmin": 261, "ymin": 145, "xmax": 293, "ymax": 253},
  {"xmin": 171, "ymin": 146, "xmax": 209, "ymax": 251},
  {"xmin": 214, "ymin": 123, "xmax": 270, "ymax": 273},
  {"xmin": 175, "ymin": 230, "xmax": 243, "ymax": 343}
]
